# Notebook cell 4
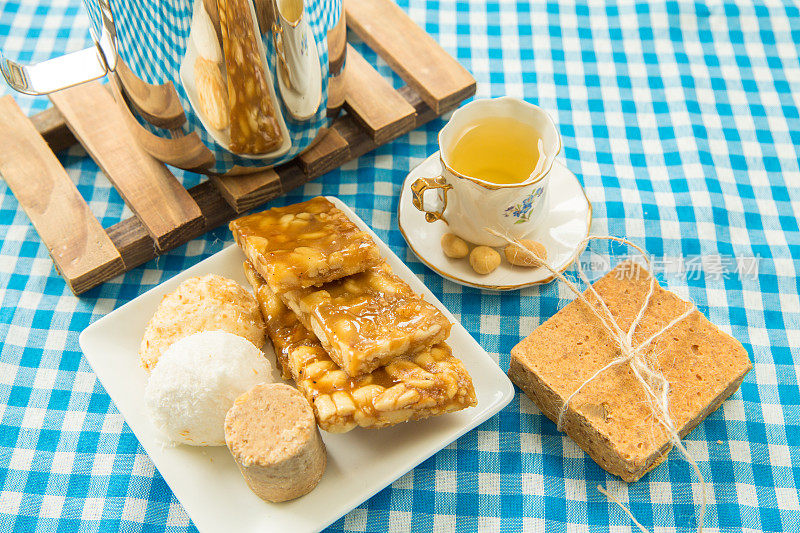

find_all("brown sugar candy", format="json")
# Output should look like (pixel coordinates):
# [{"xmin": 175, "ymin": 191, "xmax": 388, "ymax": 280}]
[
  {"xmin": 279, "ymin": 261, "xmax": 452, "ymax": 377},
  {"xmin": 508, "ymin": 262, "xmax": 751, "ymax": 482}
]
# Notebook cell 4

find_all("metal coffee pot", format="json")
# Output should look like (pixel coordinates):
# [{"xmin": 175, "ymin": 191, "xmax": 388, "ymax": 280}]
[{"xmin": 0, "ymin": 0, "xmax": 346, "ymax": 174}]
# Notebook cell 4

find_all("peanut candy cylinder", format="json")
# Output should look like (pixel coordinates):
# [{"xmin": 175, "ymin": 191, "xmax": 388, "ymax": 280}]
[{"xmin": 224, "ymin": 383, "xmax": 326, "ymax": 502}]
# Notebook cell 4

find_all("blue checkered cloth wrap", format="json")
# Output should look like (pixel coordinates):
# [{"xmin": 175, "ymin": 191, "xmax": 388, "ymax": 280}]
[{"xmin": 1, "ymin": 0, "xmax": 799, "ymax": 531}]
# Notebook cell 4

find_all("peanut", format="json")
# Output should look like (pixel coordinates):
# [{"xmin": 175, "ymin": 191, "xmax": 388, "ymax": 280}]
[
  {"xmin": 316, "ymin": 369, "xmax": 347, "ymax": 390},
  {"xmin": 289, "ymin": 218, "xmax": 310, "ymax": 229},
  {"xmin": 343, "ymin": 279, "xmax": 362, "ymax": 295},
  {"xmin": 299, "ymin": 231, "xmax": 327, "ymax": 240},
  {"xmin": 352, "ymin": 384, "xmax": 384, "ymax": 406},
  {"xmin": 246, "ymin": 235, "xmax": 269, "ymax": 253},
  {"xmin": 332, "ymin": 318, "xmax": 356, "ymax": 342},
  {"xmin": 327, "ymin": 251, "xmax": 344, "ymax": 270},
  {"xmin": 385, "ymin": 359, "xmax": 418, "ymax": 376},
  {"xmin": 414, "ymin": 351, "xmax": 436, "ymax": 367},
  {"xmin": 291, "ymin": 247, "xmax": 327, "ymax": 276},
  {"xmin": 440, "ymin": 233, "xmax": 469, "ymax": 259},
  {"xmin": 301, "ymin": 289, "xmax": 331, "ymax": 309},
  {"xmin": 469, "ymin": 246, "xmax": 501, "ymax": 275},
  {"xmin": 396, "ymin": 389, "xmax": 421, "ymax": 408},
  {"xmin": 289, "ymin": 345, "xmax": 319, "ymax": 369},
  {"xmin": 374, "ymin": 384, "xmax": 406, "ymax": 411},
  {"xmin": 331, "ymin": 391, "xmax": 356, "ymax": 416},
  {"xmin": 304, "ymin": 360, "xmax": 336, "ymax": 380},
  {"xmin": 314, "ymin": 394, "xmax": 336, "ymax": 420},
  {"xmin": 403, "ymin": 377, "xmax": 436, "ymax": 389},
  {"xmin": 504, "ymin": 239, "xmax": 547, "ymax": 267},
  {"xmin": 368, "ymin": 272, "xmax": 399, "ymax": 295}
]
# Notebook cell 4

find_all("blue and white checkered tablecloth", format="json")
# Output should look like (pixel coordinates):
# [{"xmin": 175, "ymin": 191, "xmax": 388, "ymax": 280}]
[{"xmin": 1, "ymin": 0, "xmax": 799, "ymax": 531}]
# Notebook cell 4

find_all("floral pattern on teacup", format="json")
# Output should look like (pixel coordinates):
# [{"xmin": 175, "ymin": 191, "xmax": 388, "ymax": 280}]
[{"xmin": 503, "ymin": 187, "xmax": 544, "ymax": 224}]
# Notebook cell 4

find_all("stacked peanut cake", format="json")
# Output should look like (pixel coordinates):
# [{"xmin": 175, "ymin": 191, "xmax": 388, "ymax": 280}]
[
  {"xmin": 231, "ymin": 197, "xmax": 477, "ymax": 433},
  {"xmin": 509, "ymin": 262, "xmax": 752, "ymax": 482}
]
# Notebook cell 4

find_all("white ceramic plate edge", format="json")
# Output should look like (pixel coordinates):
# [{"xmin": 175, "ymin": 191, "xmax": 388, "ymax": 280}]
[{"xmin": 79, "ymin": 196, "xmax": 515, "ymax": 533}]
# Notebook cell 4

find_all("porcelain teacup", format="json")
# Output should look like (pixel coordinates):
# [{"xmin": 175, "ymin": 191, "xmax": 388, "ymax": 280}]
[{"xmin": 411, "ymin": 97, "xmax": 561, "ymax": 247}]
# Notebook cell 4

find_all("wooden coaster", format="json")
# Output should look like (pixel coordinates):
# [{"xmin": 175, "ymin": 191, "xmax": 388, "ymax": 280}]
[{"xmin": 0, "ymin": 0, "xmax": 475, "ymax": 295}]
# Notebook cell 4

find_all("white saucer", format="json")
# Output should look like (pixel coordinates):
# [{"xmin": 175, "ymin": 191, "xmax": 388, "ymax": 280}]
[{"xmin": 398, "ymin": 153, "xmax": 592, "ymax": 291}]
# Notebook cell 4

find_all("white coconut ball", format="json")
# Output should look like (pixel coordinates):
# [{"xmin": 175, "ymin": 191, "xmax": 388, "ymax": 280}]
[{"xmin": 145, "ymin": 330, "xmax": 273, "ymax": 446}]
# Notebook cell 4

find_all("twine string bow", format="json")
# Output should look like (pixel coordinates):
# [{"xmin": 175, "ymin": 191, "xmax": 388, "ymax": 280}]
[{"xmin": 487, "ymin": 232, "xmax": 707, "ymax": 533}]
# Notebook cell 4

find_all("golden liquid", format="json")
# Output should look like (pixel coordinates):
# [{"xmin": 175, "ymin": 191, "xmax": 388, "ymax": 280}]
[
  {"xmin": 278, "ymin": 0, "xmax": 303, "ymax": 23},
  {"xmin": 447, "ymin": 117, "xmax": 541, "ymax": 184}
]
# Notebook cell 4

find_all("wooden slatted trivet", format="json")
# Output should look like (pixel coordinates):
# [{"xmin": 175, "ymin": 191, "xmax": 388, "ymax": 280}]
[{"xmin": 0, "ymin": 0, "xmax": 475, "ymax": 295}]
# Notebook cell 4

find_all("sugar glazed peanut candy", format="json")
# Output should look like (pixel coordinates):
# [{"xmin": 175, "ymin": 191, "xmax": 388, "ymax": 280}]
[
  {"xmin": 281, "ymin": 262, "xmax": 452, "ymax": 377},
  {"xmin": 245, "ymin": 262, "xmax": 476, "ymax": 433},
  {"xmin": 217, "ymin": 0, "xmax": 283, "ymax": 154},
  {"xmin": 230, "ymin": 197, "xmax": 383, "ymax": 293}
]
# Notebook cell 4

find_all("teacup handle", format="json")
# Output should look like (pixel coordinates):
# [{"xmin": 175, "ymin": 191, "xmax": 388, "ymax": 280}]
[{"xmin": 411, "ymin": 177, "xmax": 453, "ymax": 223}]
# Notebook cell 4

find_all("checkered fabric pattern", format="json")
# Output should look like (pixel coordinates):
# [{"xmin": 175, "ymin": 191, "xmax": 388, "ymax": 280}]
[{"xmin": 1, "ymin": 0, "xmax": 799, "ymax": 531}]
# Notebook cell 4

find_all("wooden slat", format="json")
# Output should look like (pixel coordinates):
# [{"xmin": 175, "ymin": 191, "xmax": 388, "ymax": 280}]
[
  {"xmin": 115, "ymin": 59, "xmax": 187, "ymax": 130},
  {"xmin": 108, "ymin": 77, "xmax": 216, "ymax": 171},
  {"xmin": 107, "ymin": 180, "xmax": 235, "ymax": 269},
  {"xmin": 93, "ymin": 85, "xmax": 437, "ymax": 293},
  {"xmin": 209, "ymin": 168, "xmax": 282, "ymax": 214},
  {"xmin": 345, "ymin": 0, "xmax": 475, "ymax": 114},
  {"xmin": 208, "ymin": 84, "xmax": 441, "ymax": 219},
  {"xmin": 328, "ymin": 13, "xmax": 347, "ymax": 77},
  {"xmin": 16, "ymin": 42, "xmax": 471, "ymax": 293},
  {"xmin": 298, "ymin": 128, "xmax": 349, "ymax": 175},
  {"xmin": 49, "ymin": 82, "xmax": 205, "ymax": 251},
  {"xmin": 0, "ymin": 96, "xmax": 125, "ymax": 294},
  {"xmin": 30, "ymin": 107, "xmax": 75, "ymax": 153},
  {"xmin": 344, "ymin": 45, "xmax": 416, "ymax": 144}
]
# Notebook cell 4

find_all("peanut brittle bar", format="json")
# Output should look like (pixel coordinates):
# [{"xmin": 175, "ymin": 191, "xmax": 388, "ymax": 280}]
[
  {"xmin": 281, "ymin": 261, "xmax": 452, "ymax": 377},
  {"xmin": 245, "ymin": 262, "xmax": 476, "ymax": 433},
  {"xmin": 218, "ymin": 0, "xmax": 283, "ymax": 154},
  {"xmin": 230, "ymin": 197, "xmax": 382, "ymax": 293}
]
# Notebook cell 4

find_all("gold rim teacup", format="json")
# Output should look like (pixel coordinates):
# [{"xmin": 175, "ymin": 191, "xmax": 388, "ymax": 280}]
[{"xmin": 411, "ymin": 96, "xmax": 562, "ymax": 247}]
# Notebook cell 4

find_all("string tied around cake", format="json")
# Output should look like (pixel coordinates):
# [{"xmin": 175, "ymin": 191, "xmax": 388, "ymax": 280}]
[{"xmin": 486, "ymin": 231, "xmax": 707, "ymax": 533}]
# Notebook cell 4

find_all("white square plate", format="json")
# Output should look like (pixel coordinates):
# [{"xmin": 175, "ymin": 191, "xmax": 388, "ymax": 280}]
[{"xmin": 79, "ymin": 197, "xmax": 515, "ymax": 533}]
